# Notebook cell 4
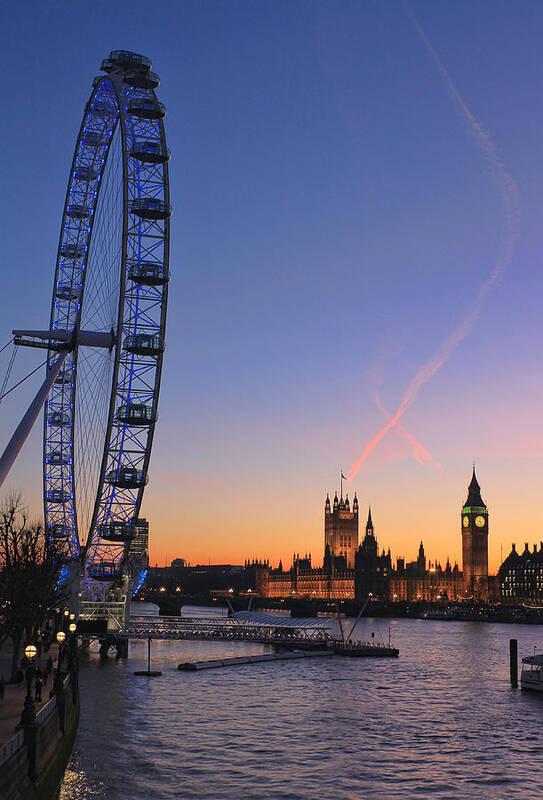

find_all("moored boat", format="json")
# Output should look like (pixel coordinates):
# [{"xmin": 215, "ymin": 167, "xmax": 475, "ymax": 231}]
[
  {"xmin": 333, "ymin": 640, "xmax": 399, "ymax": 657},
  {"xmin": 520, "ymin": 653, "xmax": 543, "ymax": 692}
]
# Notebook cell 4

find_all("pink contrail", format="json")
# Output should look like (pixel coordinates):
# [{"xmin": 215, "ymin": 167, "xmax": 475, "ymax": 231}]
[
  {"xmin": 375, "ymin": 394, "xmax": 442, "ymax": 471},
  {"xmin": 347, "ymin": 3, "xmax": 519, "ymax": 481}
]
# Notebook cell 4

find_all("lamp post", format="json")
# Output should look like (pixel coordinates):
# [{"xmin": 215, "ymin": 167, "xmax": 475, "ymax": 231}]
[
  {"xmin": 64, "ymin": 622, "xmax": 77, "ymax": 679},
  {"xmin": 51, "ymin": 630, "xmax": 66, "ymax": 696},
  {"xmin": 56, "ymin": 630, "xmax": 66, "ymax": 668},
  {"xmin": 20, "ymin": 644, "xmax": 37, "ymax": 724}
]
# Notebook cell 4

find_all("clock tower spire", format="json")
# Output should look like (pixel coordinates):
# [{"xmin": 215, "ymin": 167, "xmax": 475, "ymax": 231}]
[{"xmin": 461, "ymin": 464, "xmax": 489, "ymax": 602}]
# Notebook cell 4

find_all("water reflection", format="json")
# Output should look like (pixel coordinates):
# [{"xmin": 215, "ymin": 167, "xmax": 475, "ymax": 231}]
[{"xmin": 60, "ymin": 617, "xmax": 543, "ymax": 800}]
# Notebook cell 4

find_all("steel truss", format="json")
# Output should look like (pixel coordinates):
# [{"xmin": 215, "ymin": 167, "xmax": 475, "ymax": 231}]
[{"xmin": 41, "ymin": 51, "xmax": 170, "ymax": 594}]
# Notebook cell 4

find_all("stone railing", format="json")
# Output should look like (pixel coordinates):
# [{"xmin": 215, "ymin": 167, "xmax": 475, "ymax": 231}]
[
  {"xmin": 0, "ymin": 731, "xmax": 24, "ymax": 769},
  {"xmin": 35, "ymin": 694, "xmax": 57, "ymax": 726},
  {"xmin": 0, "ymin": 668, "xmax": 79, "ymax": 800}
]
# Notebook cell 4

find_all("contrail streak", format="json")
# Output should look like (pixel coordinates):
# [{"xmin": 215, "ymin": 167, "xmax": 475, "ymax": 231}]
[
  {"xmin": 347, "ymin": 2, "xmax": 519, "ymax": 481},
  {"xmin": 376, "ymin": 394, "xmax": 442, "ymax": 471}
]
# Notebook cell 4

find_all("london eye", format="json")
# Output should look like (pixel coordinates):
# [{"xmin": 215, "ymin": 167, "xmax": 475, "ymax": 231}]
[{"xmin": 5, "ymin": 50, "xmax": 171, "ymax": 598}]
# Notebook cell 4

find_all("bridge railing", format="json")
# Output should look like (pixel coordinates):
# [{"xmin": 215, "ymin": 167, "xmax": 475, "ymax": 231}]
[
  {"xmin": 79, "ymin": 600, "xmax": 127, "ymax": 630},
  {"xmin": 121, "ymin": 617, "xmax": 335, "ymax": 643}
]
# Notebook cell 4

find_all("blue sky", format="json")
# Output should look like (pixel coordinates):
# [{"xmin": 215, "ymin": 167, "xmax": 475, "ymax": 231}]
[{"xmin": 2, "ymin": 1, "xmax": 543, "ymax": 568}]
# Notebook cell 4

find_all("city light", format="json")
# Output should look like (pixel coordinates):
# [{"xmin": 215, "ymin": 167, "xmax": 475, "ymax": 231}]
[{"xmin": 24, "ymin": 644, "xmax": 37, "ymax": 660}]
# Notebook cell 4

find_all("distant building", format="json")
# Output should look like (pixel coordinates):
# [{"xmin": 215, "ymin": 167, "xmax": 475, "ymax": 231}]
[
  {"xmin": 146, "ymin": 562, "xmax": 245, "ymax": 595},
  {"xmin": 389, "ymin": 544, "xmax": 463, "ymax": 602},
  {"xmin": 461, "ymin": 467, "xmax": 489, "ymax": 602},
  {"xmin": 252, "ymin": 551, "xmax": 355, "ymax": 600},
  {"xmin": 354, "ymin": 508, "xmax": 391, "ymax": 599},
  {"xmin": 251, "ymin": 466, "xmax": 499, "ymax": 602},
  {"xmin": 325, "ymin": 492, "xmax": 359, "ymax": 568},
  {"xmin": 127, "ymin": 518, "xmax": 149, "ymax": 566},
  {"xmin": 499, "ymin": 543, "xmax": 543, "ymax": 604},
  {"xmin": 252, "ymin": 488, "xmax": 465, "ymax": 602}
]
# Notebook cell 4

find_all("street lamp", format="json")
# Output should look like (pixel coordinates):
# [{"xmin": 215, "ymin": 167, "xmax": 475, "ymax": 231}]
[
  {"xmin": 25, "ymin": 644, "xmax": 37, "ymax": 660},
  {"xmin": 20, "ymin": 644, "xmax": 37, "ymax": 724},
  {"xmin": 50, "ymin": 629, "xmax": 68, "ymax": 696},
  {"xmin": 68, "ymin": 623, "xmax": 76, "ymax": 633},
  {"xmin": 56, "ymin": 630, "xmax": 66, "ymax": 670},
  {"xmin": 69, "ymin": 613, "xmax": 75, "ymax": 621}
]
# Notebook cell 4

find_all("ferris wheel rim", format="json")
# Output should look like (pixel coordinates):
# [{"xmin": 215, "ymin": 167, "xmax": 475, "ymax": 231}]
[{"xmin": 43, "ymin": 52, "xmax": 171, "ymax": 583}]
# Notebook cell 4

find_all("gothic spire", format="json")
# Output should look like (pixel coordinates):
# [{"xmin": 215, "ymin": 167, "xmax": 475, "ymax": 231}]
[{"xmin": 465, "ymin": 464, "xmax": 485, "ymax": 507}]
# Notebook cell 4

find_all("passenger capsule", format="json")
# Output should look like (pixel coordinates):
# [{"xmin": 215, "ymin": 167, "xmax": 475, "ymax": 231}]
[
  {"xmin": 106, "ymin": 467, "xmax": 148, "ymax": 489},
  {"xmin": 128, "ymin": 261, "xmax": 170, "ymax": 286},
  {"xmin": 46, "ymin": 489, "xmax": 71, "ymax": 504},
  {"xmin": 116, "ymin": 403, "xmax": 157, "ymax": 426},
  {"xmin": 55, "ymin": 284, "xmax": 80, "ymax": 301},
  {"xmin": 67, "ymin": 204, "xmax": 91, "ymax": 219},
  {"xmin": 48, "ymin": 524, "xmax": 71, "ymax": 538},
  {"xmin": 46, "ymin": 452, "xmax": 70, "ymax": 466},
  {"xmin": 130, "ymin": 141, "xmax": 170, "ymax": 165},
  {"xmin": 123, "ymin": 333, "xmax": 165, "ymax": 356},
  {"xmin": 107, "ymin": 50, "xmax": 152, "ymax": 70},
  {"xmin": 88, "ymin": 562, "xmax": 123, "ymax": 582},
  {"xmin": 60, "ymin": 243, "xmax": 85, "ymax": 259},
  {"xmin": 100, "ymin": 58, "xmax": 115, "ymax": 73},
  {"xmin": 74, "ymin": 166, "xmax": 98, "ymax": 181},
  {"xmin": 89, "ymin": 101, "xmax": 114, "ymax": 119},
  {"xmin": 99, "ymin": 522, "xmax": 135, "ymax": 542},
  {"xmin": 47, "ymin": 412, "xmax": 71, "ymax": 427},
  {"xmin": 81, "ymin": 131, "xmax": 103, "ymax": 147},
  {"xmin": 127, "ymin": 99, "xmax": 166, "ymax": 120},
  {"xmin": 124, "ymin": 70, "xmax": 160, "ymax": 90},
  {"xmin": 130, "ymin": 198, "xmax": 172, "ymax": 221}
]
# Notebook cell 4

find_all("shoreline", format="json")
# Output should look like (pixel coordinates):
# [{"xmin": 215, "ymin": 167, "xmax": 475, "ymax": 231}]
[{"xmin": 138, "ymin": 594, "xmax": 543, "ymax": 626}]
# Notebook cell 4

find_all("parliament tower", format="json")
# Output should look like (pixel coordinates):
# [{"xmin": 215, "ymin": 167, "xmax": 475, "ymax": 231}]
[
  {"xmin": 324, "ymin": 492, "xmax": 359, "ymax": 569},
  {"xmin": 461, "ymin": 466, "xmax": 489, "ymax": 602}
]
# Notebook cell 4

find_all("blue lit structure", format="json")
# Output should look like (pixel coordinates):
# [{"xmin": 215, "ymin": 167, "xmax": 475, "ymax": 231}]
[
  {"xmin": 131, "ymin": 568, "xmax": 149, "ymax": 598},
  {"xmin": 40, "ymin": 51, "xmax": 170, "ymax": 594}
]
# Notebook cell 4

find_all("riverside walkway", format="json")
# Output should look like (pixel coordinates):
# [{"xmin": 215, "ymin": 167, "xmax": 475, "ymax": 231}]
[{"xmin": 0, "ymin": 642, "xmax": 62, "ymax": 755}]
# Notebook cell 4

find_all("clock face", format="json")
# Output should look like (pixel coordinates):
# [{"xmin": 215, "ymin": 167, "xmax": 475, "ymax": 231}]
[
  {"xmin": 463, "ymin": 516, "xmax": 469, "ymax": 528},
  {"xmin": 475, "ymin": 515, "xmax": 485, "ymax": 528}
]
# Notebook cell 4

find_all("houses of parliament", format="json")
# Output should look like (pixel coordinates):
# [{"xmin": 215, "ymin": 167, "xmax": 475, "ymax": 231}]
[{"xmin": 250, "ymin": 467, "xmax": 493, "ymax": 602}]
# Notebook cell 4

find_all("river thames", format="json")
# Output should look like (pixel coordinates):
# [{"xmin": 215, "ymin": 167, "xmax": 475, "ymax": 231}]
[{"xmin": 59, "ymin": 608, "xmax": 543, "ymax": 800}]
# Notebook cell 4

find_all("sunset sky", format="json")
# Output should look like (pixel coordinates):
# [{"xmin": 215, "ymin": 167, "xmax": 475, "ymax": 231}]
[{"xmin": 2, "ymin": 1, "xmax": 543, "ymax": 573}]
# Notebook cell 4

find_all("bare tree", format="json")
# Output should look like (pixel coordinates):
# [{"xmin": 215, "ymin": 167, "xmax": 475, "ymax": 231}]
[{"xmin": 0, "ymin": 493, "xmax": 65, "ymax": 681}]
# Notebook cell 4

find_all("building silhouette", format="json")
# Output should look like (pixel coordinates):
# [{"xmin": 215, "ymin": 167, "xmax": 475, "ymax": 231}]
[
  {"xmin": 127, "ymin": 518, "xmax": 149, "ymax": 566},
  {"xmin": 325, "ymin": 492, "xmax": 359, "ymax": 568},
  {"xmin": 461, "ymin": 467, "xmax": 489, "ymax": 602},
  {"xmin": 252, "ymin": 470, "xmax": 493, "ymax": 601},
  {"xmin": 354, "ymin": 508, "xmax": 391, "ymax": 598},
  {"xmin": 499, "ymin": 542, "xmax": 543, "ymax": 603},
  {"xmin": 388, "ymin": 543, "xmax": 463, "ymax": 602}
]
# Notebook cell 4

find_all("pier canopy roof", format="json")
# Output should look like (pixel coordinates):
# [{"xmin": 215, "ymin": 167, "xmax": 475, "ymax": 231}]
[{"xmin": 232, "ymin": 611, "xmax": 330, "ymax": 629}]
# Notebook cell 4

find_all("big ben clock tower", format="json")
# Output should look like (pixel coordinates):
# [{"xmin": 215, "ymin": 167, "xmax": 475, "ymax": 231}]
[{"xmin": 461, "ymin": 466, "xmax": 489, "ymax": 602}]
